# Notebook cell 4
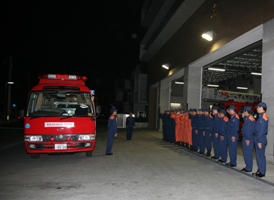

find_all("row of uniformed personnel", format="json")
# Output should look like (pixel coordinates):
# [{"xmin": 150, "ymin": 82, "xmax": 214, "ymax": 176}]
[{"xmin": 159, "ymin": 102, "xmax": 269, "ymax": 178}]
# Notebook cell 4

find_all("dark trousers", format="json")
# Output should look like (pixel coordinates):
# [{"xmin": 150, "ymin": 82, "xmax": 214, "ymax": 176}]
[
  {"xmin": 228, "ymin": 134, "xmax": 238, "ymax": 166},
  {"xmin": 106, "ymin": 132, "xmax": 115, "ymax": 154},
  {"xmin": 126, "ymin": 127, "xmax": 133, "ymax": 140},
  {"xmin": 198, "ymin": 129, "xmax": 205, "ymax": 153},
  {"xmin": 192, "ymin": 129, "xmax": 198, "ymax": 151},
  {"xmin": 213, "ymin": 133, "xmax": 220, "ymax": 158},
  {"xmin": 220, "ymin": 135, "xmax": 228, "ymax": 162},
  {"xmin": 255, "ymin": 135, "xmax": 267, "ymax": 175},
  {"xmin": 170, "ymin": 125, "xmax": 176, "ymax": 143},
  {"xmin": 205, "ymin": 129, "xmax": 212, "ymax": 152},
  {"xmin": 242, "ymin": 136, "xmax": 254, "ymax": 171}
]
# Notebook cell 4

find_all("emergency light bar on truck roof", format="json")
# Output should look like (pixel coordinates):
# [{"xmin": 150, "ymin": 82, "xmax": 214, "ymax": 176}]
[{"xmin": 38, "ymin": 74, "xmax": 87, "ymax": 81}]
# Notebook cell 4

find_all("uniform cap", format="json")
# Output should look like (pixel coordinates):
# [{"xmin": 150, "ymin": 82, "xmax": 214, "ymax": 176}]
[
  {"xmin": 243, "ymin": 106, "xmax": 252, "ymax": 111},
  {"xmin": 110, "ymin": 107, "xmax": 117, "ymax": 113},
  {"xmin": 204, "ymin": 108, "xmax": 210, "ymax": 112},
  {"xmin": 193, "ymin": 109, "xmax": 197, "ymax": 112},
  {"xmin": 256, "ymin": 102, "xmax": 267, "ymax": 108},
  {"xmin": 212, "ymin": 106, "xmax": 218, "ymax": 110},
  {"xmin": 219, "ymin": 109, "xmax": 227, "ymax": 115},
  {"xmin": 198, "ymin": 108, "xmax": 202, "ymax": 111},
  {"xmin": 228, "ymin": 105, "xmax": 236, "ymax": 110}
]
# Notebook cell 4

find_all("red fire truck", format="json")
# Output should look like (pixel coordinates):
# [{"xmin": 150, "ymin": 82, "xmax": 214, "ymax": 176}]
[{"xmin": 24, "ymin": 74, "xmax": 96, "ymax": 159}]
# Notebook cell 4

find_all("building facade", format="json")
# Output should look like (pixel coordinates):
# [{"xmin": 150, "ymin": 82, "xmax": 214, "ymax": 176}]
[{"xmin": 140, "ymin": 0, "xmax": 274, "ymax": 162}]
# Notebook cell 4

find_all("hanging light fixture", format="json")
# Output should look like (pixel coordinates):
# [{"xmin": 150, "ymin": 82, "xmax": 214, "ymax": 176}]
[
  {"xmin": 175, "ymin": 81, "xmax": 184, "ymax": 84},
  {"xmin": 237, "ymin": 87, "xmax": 248, "ymax": 90},
  {"xmin": 251, "ymin": 72, "xmax": 262, "ymax": 76},
  {"xmin": 202, "ymin": 30, "xmax": 215, "ymax": 41},
  {"xmin": 162, "ymin": 63, "xmax": 170, "ymax": 70},
  {"xmin": 207, "ymin": 84, "xmax": 219, "ymax": 87}
]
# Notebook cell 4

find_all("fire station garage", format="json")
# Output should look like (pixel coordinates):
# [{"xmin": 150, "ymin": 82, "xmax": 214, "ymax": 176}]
[{"xmin": 140, "ymin": 0, "xmax": 274, "ymax": 162}]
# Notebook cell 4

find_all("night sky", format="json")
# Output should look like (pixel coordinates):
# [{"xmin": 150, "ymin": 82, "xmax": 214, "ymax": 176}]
[{"xmin": 1, "ymin": 0, "xmax": 145, "ymax": 114}]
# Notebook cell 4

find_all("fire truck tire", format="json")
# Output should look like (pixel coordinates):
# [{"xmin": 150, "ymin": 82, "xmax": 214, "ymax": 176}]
[
  {"xmin": 86, "ymin": 151, "xmax": 93, "ymax": 157},
  {"xmin": 31, "ymin": 154, "xmax": 40, "ymax": 159}
]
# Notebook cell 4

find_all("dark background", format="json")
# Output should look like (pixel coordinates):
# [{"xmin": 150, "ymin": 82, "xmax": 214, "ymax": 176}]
[{"xmin": 0, "ymin": 0, "xmax": 145, "ymax": 116}]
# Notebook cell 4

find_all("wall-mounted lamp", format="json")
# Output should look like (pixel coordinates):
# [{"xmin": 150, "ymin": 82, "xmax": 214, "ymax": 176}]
[
  {"xmin": 208, "ymin": 67, "xmax": 225, "ymax": 72},
  {"xmin": 175, "ymin": 82, "xmax": 184, "ymax": 84},
  {"xmin": 237, "ymin": 87, "xmax": 248, "ymax": 90},
  {"xmin": 207, "ymin": 84, "xmax": 219, "ymax": 87},
  {"xmin": 251, "ymin": 72, "xmax": 262, "ymax": 76},
  {"xmin": 202, "ymin": 30, "xmax": 215, "ymax": 41},
  {"xmin": 162, "ymin": 64, "xmax": 170, "ymax": 70}
]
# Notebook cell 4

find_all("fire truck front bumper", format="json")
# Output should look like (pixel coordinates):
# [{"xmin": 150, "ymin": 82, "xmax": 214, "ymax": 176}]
[{"xmin": 24, "ymin": 140, "xmax": 96, "ymax": 154}]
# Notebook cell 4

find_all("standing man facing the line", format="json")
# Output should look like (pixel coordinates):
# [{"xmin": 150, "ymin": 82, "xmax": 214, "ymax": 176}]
[
  {"xmin": 126, "ymin": 111, "xmax": 135, "ymax": 140},
  {"xmin": 106, "ymin": 107, "xmax": 118, "ymax": 155}
]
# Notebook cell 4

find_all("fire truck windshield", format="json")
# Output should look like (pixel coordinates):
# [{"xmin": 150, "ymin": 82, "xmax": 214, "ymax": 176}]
[{"xmin": 26, "ymin": 91, "xmax": 94, "ymax": 117}]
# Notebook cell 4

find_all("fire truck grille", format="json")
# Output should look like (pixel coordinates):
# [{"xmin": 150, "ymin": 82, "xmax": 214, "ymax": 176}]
[{"xmin": 42, "ymin": 135, "xmax": 78, "ymax": 141}]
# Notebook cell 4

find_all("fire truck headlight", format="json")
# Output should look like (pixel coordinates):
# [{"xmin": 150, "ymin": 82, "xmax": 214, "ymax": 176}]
[
  {"xmin": 25, "ymin": 135, "xmax": 43, "ymax": 142},
  {"xmin": 78, "ymin": 134, "xmax": 95, "ymax": 141}
]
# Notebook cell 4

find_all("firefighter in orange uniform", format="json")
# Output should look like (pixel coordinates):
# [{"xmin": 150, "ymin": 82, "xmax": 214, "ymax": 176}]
[
  {"xmin": 174, "ymin": 110, "xmax": 182, "ymax": 145},
  {"xmin": 182, "ymin": 111, "xmax": 187, "ymax": 147},
  {"xmin": 178, "ymin": 110, "xmax": 185, "ymax": 145},
  {"xmin": 170, "ymin": 110, "xmax": 176, "ymax": 143}
]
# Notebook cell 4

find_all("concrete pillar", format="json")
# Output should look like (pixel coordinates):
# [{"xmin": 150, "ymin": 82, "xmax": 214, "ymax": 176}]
[
  {"xmin": 183, "ymin": 66, "xmax": 202, "ymax": 110},
  {"xmin": 158, "ymin": 80, "xmax": 171, "ymax": 131},
  {"xmin": 148, "ymin": 87, "xmax": 158, "ymax": 129},
  {"xmin": 262, "ymin": 18, "xmax": 274, "ymax": 162}
]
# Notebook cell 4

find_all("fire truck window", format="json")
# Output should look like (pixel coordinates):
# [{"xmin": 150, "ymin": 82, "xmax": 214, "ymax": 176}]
[{"xmin": 35, "ymin": 93, "xmax": 43, "ymax": 111}]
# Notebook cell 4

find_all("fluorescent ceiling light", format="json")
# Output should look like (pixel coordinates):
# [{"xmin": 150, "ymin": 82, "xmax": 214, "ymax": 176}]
[
  {"xmin": 7, "ymin": 82, "xmax": 14, "ymax": 84},
  {"xmin": 208, "ymin": 67, "xmax": 225, "ymax": 72},
  {"xmin": 202, "ymin": 30, "xmax": 214, "ymax": 41},
  {"xmin": 162, "ymin": 64, "xmax": 169, "ymax": 70},
  {"xmin": 237, "ymin": 87, "xmax": 248, "ymax": 90},
  {"xmin": 251, "ymin": 72, "xmax": 262, "ymax": 76},
  {"xmin": 171, "ymin": 103, "xmax": 181, "ymax": 106},
  {"xmin": 175, "ymin": 82, "xmax": 184, "ymax": 84},
  {"xmin": 207, "ymin": 84, "xmax": 219, "ymax": 87}
]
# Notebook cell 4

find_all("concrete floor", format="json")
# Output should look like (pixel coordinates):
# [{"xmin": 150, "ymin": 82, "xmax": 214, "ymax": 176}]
[{"xmin": 0, "ymin": 127, "xmax": 274, "ymax": 200}]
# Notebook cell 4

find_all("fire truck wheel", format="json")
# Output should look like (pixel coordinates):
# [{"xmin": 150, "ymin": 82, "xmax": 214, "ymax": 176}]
[
  {"xmin": 86, "ymin": 151, "xmax": 93, "ymax": 157},
  {"xmin": 31, "ymin": 154, "xmax": 40, "ymax": 159}
]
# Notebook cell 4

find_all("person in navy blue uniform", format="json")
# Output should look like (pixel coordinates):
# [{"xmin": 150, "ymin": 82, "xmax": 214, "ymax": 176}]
[
  {"xmin": 211, "ymin": 106, "xmax": 220, "ymax": 159},
  {"xmin": 218, "ymin": 109, "xmax": 229, "ymax": 163},
  {"xmin": 226, "ymin": 105, "xmax": 240, "ymax": 167},
  {"xmin": 191, "ymin": 109, "xmax": 199, "ymax": 151},
  {"xmin": 197, "ymin": 109, "xmax": 205, "ymax": 154},
  {"xmin": 204, "ymin": 108, "xmax": 213, "ymax": 157},
  {"xmin": 159, "ymin": 110, "xmax": 170, "ymax": 141},
  {"xmin": 126, "ymin": 111, "xmax": 135, "ymax": 140},
  {"xmin": 241, "ymin": 106, "xmax": 255, "ymax": 173},
  {"xmin": 106, "ymin": 107, "xmax": 118, "ymax": 155},
  {"xmin": 252, "ymin": 102, "xmax": 269, "ymax": 177},
  {"xmin": 159, "ymin": 111, "xmax": 166, "ymax": 140}
]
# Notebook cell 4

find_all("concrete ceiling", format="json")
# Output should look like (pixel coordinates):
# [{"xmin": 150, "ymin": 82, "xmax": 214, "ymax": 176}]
[
  {"xmin": 171, "ymin": 42, "xmax": 262, "ymax": 87},
  {"xmin": 140, "ymin": 0, "xmax": 205, "ymax": 62},
  {"xmin": 202, "ymin": 42, "xmax": 262, "ymax": 85}
]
